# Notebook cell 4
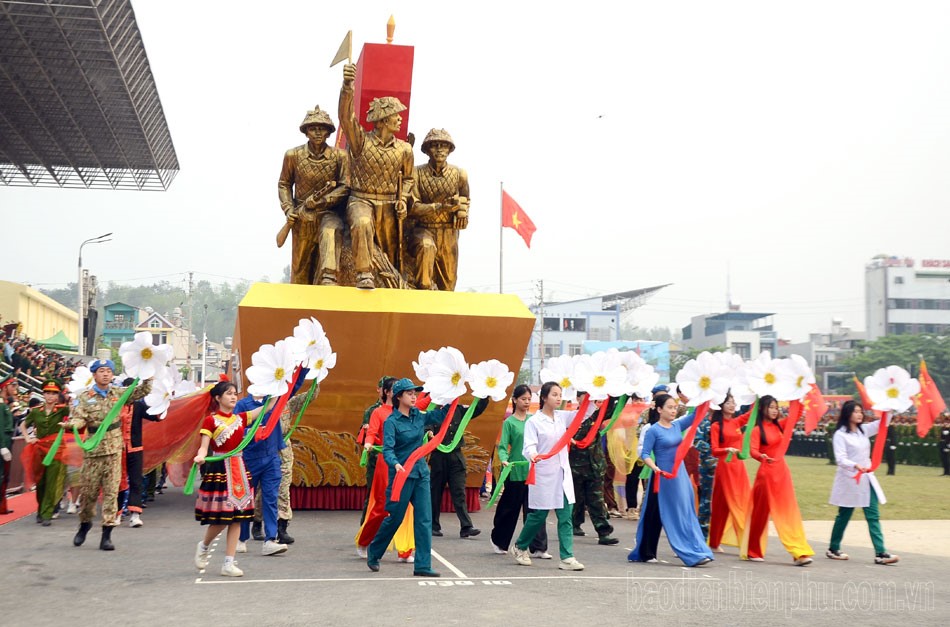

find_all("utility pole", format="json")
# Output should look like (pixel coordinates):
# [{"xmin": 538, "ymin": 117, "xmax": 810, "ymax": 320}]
[
  {"xmin": 537, "ymin": 279, "xmax": 545, "ymax": 370},
  {"xmin": 187, "ymin": 271, "xmax": 194, "ymax": 381}
]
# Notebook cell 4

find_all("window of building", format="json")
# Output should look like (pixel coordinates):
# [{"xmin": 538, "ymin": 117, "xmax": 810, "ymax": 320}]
[
  {"xmin": 149, "ymin": 319, "xmax": 161, "ymax": 328},
  {"xmin": 114, "ymin": 313, "xmax": 125, "ymax": 322},
  {"xmin": 562, "ymin": 318, "xmax": 586, "ymax": 332},
  {"xmin": 894, "ymin": 276, "xmax": 904, "ymax": 284},
  {"xmin": 887, "ymin": 299, "xmax": 897, "ymax": 309},
  {"xmin": 542, "ymin": 344, "xmax": 560, "ymax": 359},
  {"xmin": 683, "ymin": 326, "xmax": 692, "ymax": 340},
  {"xmin": 730, "ymin": 342, "xmax": 751, "ymax": 359},
  {"xmin": 542, "ymin": 317, "xmax": 560, "ymax": 332},
  {"xmin": 588, "ymin": 327, "xmax": 611, "ymax": 341},
  {"xmin": 568, "ymin": 344, "xmax": 583, "ymax": 356}
]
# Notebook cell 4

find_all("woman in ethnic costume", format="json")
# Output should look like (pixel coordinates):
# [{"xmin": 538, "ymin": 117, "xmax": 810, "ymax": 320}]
[
  {"xmin": 193, "ymin": 379, "xmax": 274, "ymax": 577},
  {"xmin": 707, "ymin": 392, "xmax": 751, "ymax": 552}
]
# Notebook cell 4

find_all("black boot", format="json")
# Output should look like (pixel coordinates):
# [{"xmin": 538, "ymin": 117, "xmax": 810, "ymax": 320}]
[
  {"xmin": 251, "ymin": 521, "xmax": 265, "ymax": 541},
  {"xmin": 99, "ymin": 526, "xmax": 115, "ymax": 551},
  {"xmin": 73, "ymin": 522, "xmax": 92, "ymax": 546},
  {"xmin": 277, "ymin": 519, "xmax": 295, "ymax": 544}
]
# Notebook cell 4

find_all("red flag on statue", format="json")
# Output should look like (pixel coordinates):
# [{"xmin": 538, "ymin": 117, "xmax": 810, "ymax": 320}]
[
  {"xmin": 913, "ymin": 359, "xmax": 946, "ymax": 437},
  {"xmin": 502, "ymin": 191, "xmax": 536, "ymax": 248}
]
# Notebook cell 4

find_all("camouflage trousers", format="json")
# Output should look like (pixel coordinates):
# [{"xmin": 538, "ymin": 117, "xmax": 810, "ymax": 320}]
[
  {"xmin": 78, "ymin": 452, "xmax": 121, "ymax": 527},
  {"xmin": 255, "ymin": 446, "xmax": 293, "ymax": 522},
  {"xmin": 571, "ymin": 468, "xmax": 614, "ymax": 537},
  {"xmin": 697, "ymin": 465, "xmax": 716, "ymax": 539}
]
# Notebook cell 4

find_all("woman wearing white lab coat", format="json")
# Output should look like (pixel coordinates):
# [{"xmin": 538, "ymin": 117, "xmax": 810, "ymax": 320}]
[
  {"xmin": 508, "ymin": 382, "xmax": 586, "ymax": 571},
  {"xmin": 827, "ymin": 401, "xmax": 899, "ymax": 565}
]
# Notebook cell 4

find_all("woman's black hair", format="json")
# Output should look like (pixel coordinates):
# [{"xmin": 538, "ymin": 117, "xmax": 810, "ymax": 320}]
[
  {"xmin": 539, "ymin": 381, "xmax": 562, "ymax": 408},
  {"xmin": 379, "ymin": 376, "xmax": 397, "ymax": 404},
  {"xmin": 756, "ymin": 395, "xmax": 780, "ymax": 446},
  {"xmin": 711, "ymin": 391, "xmax": 735, "ymax": 446},
  {"xmin": 511, "ymin": 384, "xmax": 532, "ymax": 411},
  {"xmin": 209, "ymin": 380, "xmax": 238, "ymax": 412},
  {"xmin": 836, "ymin": 400, "xmax": 864, "ymax": 434},
  {"xmin": 648, "ymin": 393, "xmax": 674, "ymax": 424}
]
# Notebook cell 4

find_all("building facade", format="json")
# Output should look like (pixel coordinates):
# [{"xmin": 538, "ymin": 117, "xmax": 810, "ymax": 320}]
[
  {"xmin": 865, "ymin": 255, "xmax": 950, "ymax": 340},
  {"xmin": 0, "ymin": 280, "xmax": 78, "ymax": 345},
  {"xmin": 681, "ymin": 311, "xmax": 776, "ymax": 359},
  {"xmin": 102, "ymin": 302, "xmax": 141, "ymax": 349}
]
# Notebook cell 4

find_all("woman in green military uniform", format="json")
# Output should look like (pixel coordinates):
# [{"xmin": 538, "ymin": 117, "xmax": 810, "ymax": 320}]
[{"xmin": 21, "ymin": 380, "xmax": 71, "ymax": 525}]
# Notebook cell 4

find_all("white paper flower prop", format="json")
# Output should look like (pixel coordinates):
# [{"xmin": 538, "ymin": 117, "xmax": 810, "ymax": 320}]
[
  {"xmin": 291, "ymin": 317, "xmax": 328, "ymax": 369},
  {"xmin": 144, "ymin": 376, "xmax": 174, "ymax": 418},
  {"xmin": 675, "ymin": 351, "xmax": 731, "ymax": 407},
  {"xmin": 573, "ymin": 351, "xmax": 628, "ymax": 401},
  {"xmin": 67, "ymin": 366, "xmax": 94, "ymax": 398},
  {"xmin": 412, "ymin": 349, "xmax": 440, "ymax": 382},
  {"xmin": 864, "ymin": 366, "xmax": 921, "ymax": 413},
  {"xmin": 303, "ymin": 336, "xmax": 336, "ymax": 383},
  {"xmin": 612, "ymin": 350, "xmax": 660, "ymax": 400},
  {"xmin": 467, "ymin": 359, "xmax": 514, "ymax": 402},
  {"xmin": 785, "ymin": 354, "xmax": 816, "ymax": 401},
  {"xmin": 246, "ymin": 339, "xmax": 297, "ymax": 397},
  {"xmin": 746, "ymin": 351, "xmax": 796, "ymax": 400},
  {"xmin": 539, "ymin": 354, "xmax": 578, "ymax": 402},
  {"xmin": 423, "ymin": 346, "xmax": 470, "ymax": 405},
  {"xmin": 119, "ymin": 331, "xmax": 174, "ymax": 380}
]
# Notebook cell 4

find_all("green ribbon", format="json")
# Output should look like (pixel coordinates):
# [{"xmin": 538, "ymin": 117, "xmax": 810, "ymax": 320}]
[
  {"xmin": 735, "ymin": 399, "xmax": 760, "ymax": 461},
  {"xmin": 638, "ymin": 453, "xmax": 656, "ymax": 479},
  {"xmin": 598, "ymin": 394, "xmax": 629, "ymax": 435},
  {"xmin": 283, "ymin": 381, "xmax": 319, "ymax": 443},
  {"xmin": 359, "ymin": 445, "xmax": 383, "ymax": 467},
  {"xmin": 183, "ymin": 396, "xmax": 271, "ymax": 495},
  {"xmin": 486, "ymin": 461, "xmax": 530, "ymax": 508},
  {"xmin": 41, "ymin": 427, "xmax": 66, "ymax": 466},
  {"xmin": 435, "ymin": 400, "xmax": 480, "ymax": 453},
  {"xmin": 72, "ymin": 379, "xmax": 140, "ymax": 453}
]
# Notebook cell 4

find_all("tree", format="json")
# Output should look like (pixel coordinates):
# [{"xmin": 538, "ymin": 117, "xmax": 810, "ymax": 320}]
[
  {"xmin": 619, "ymin": 324, "xmax": 680, "ymax": 342},
  {"xmin": 842, "ymin": 334, "xmax": 950, "ymax": 404},
  {"xmin": 670, "ymin": 346, "xmax": 725, "ymax": 382}
]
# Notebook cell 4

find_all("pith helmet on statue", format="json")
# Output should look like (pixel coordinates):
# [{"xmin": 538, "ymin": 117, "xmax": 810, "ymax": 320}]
[
  {"xmin": 421, "ymin": 128, "xmax": 455, "ymax": 155},
  {"xmin": 299, "ymin": 106, "xmax": 336, "ymax": 134},
  {"xmin": 366, "ymin": 96, "xmax": 406, "ymax": 123}
]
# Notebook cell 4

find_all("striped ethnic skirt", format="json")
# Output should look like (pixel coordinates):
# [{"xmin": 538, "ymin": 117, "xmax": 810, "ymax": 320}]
[{"xmin": 194, "ymin": 455, "xmax": 255, "ymax": 525}]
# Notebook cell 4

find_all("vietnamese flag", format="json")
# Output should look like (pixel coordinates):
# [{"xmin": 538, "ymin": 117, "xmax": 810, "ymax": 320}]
[
  {"xmin": 913, "ymin": 359, "xmax": 946, "ymax": 438},
  {"xmin": 502, "ymin": 190, "xmax": 537, "ymax": 248},
  {"xmin": 802, "ymin": 383, "xmax": 829, "ymax": 434},
  {"xmin": 853, "ymin": 376, "xmax": 884, "ymax": 419}
]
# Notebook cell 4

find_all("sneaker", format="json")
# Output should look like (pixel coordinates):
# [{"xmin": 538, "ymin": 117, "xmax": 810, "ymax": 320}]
[
  {"xmin": 645, "ymin": 558, "xmax": 658, "ymax": 563},
  {"xmin": 220, "ymin": 561, "xmax": 244, "ymax": 577},
  {"xmin": 826, "ymin": 549, "xmax": 849, "ymax": 560},
  {"xmin": 51, "ymin": 512, "xmax": 60, "ymax": 520},
  {"xmin": 509, "ymin": 545, "xmax": 532, "ymax": 566},
  {"xmin": 194, "ymin": 542, "xmax": 212, "ymax": 571},
  {"xmin": 558, "ymin": 557, "xmax": 585, "ymax": 571},
  {"xmin": 748, "ymin": 557, "xmax": 765, "ymax": 562},
  {"xmin": 66, "ymin": 502, "xmax": 78, "ymax": 515},
  {"xmin": 490, "ymin": 542, "xmax": 507, "ymax": 555},
  {"xmin": 694, "ymin": 557, "xmax": 713, "ymax": 566},
  {"xmin": 794, "ymin": 556, "xmax": 814, "ymax": 567},
  {"xmin": 262, "ymin": 540, "xmax": 288, "ymax": 556},
  {"xmin": 530, "ymin": 550, "xmax": 553, "ymax": 559},
  {"xmin": 875, "ymin": 552, "xmax": 900, "ymax": 565},
  {"xmin": 397, "ymin": 555, "xmax": 415, "ymax": 563},
  {"xmin": 356, "ymin": 545, "xmax": 368, "ymax": 558},
  {"xmin": 112, "ymin": 513, "xmax": 123, "ymax": 526},
  {"xmin": 608, "ymin": 509, "xmax": 623, "ymax": 518},
  {"xmin": 236, "ymin": 541, "xmax": 247, "ymax": 554},
  {"xmin": 129, "ymin": 513, "xmax": 143, "ymax": 528}
]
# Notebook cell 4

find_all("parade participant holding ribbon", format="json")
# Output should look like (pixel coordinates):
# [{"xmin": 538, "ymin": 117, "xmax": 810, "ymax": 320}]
[
  {"xmin": 509, "ymin": 382, "xmax": 586, "ymax": 571},
  {"xmin": 826, "ymin": 401, "xmax": 899, "ymax": 564},
  {"xmin": 20, "ymin": 380, "xmax": 71, "ymax": 525},
  {"xmin": 194, "ymin": 379, "xmax": 276, "ymax": 577},
  {"xmin": 741, "ymin": 395, "xmax": 814, "ymax": 565},
  {"xmin": 366, "ymin": 377, "xmax": 450, "ymax": 577},
  {"xmin": 68, "ymin": 359, "xmax": 149, "ymax": 551},
  {"xmin": 628, "ymin": 393, "xmax": 713, "ymax": 567},
  {"xmin": 707, "ymin": 392, "xmax": 752, "ymax": 552},
  {"xmin": 489, "ymin": 384, "xmax": 549, "ymax": 557}
]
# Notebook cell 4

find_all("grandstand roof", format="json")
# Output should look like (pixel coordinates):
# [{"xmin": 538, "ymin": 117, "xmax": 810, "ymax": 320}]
[{"xmin": 0, "ymin": 0, "xmax": 178, "ymax": 190}]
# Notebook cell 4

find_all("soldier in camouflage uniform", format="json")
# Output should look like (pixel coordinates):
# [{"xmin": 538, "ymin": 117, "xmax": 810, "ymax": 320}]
[
  {"xmin": 69, "ymin": 359, "xmax": 149, "ymax": 551},
  {"xmin": 694, "ymin": 412, "xmax": 717, "ymax": 541},
  {"xmin": 569, "ymin": 396, "xmax": 619, "ymax": 545},
  {"xmin": 278, "ymin": 105, "xmax": 350, "ymax": 285},
  {"xmin": 339, "ymin": 63, "xmax": 414, "ymax": 289},
  {"xmin": 408, "ymin": 129, "xmax": 470, "ymax": 291}
]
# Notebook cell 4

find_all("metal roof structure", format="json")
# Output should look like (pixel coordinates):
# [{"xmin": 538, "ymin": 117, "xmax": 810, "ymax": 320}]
[
  {"xmin": 0, "ymin": 0, "xmax": 178, "ymax": 190},
  {"xmin": 544, "ymin": 284, "xmax": 673, "ymax": 313}
]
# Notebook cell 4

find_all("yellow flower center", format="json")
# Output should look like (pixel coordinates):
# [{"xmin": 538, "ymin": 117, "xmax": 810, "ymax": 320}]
[
  {"xmin": 274, "ymin": 367, "xmax": 285, "ymax": 380},
  {"xmin": 315, "ymin": 359, "xmax": 324, "ymax": 369},
  {"xmin": 796, "ymin": 376, "xmax": 804, "ymax": 388},
  {"xmin": 308, "ymin": 340, "xmax": 316, "ymax": 346},
  {"xmin": 764, "ymin": 372, "xmax": 775, "ymax": 384},
  {"xmin": 593, "ymin": 375, "xmax": 606, "ymax": 388},
  {"xmin": 451, "ymin": 372, "xmax": 461, "ymax": 386},
  {"xmin": 886, "ymin": 387, "xmax": 899, "ymax": 399},
  {"xmin": 486, "ymin": 376, "xmax": 497, "ymax": 388},
  {"xmin": 559, "ymin": 377, "xmax": 572, "ymax": 388},
  {"xmin": 699, "ymin": 376, "xmax": 711, "ymax": 390},
  {"xmin": 140, "ymin": 347, "xmax": 153, "ymax": 360}
]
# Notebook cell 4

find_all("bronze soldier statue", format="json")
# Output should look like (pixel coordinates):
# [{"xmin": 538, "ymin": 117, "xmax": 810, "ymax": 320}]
[
  {"xmin": 409, "ymin": 129, "xmax": 469, "ymax": 291},
  {"xmin": 339, "ymin": 63, "xmax": 414, "ymax": 289},
  {"xmin": 277, "ymin": 106, "xmax": 349, "ymax": 285}
]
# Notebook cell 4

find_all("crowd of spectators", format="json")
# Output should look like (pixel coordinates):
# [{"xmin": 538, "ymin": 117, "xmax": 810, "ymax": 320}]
[{"xmin": 1, "ymin": 326, "xmax": 82, "ymax": 386}]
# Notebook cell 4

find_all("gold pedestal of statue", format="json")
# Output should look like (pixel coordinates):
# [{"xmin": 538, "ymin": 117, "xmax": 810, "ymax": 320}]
[{"xmin": 231, "ymin": 282, "xmax": 534, "ymax": 495}]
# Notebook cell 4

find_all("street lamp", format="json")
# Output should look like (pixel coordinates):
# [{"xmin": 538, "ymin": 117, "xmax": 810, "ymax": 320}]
[{"xmin": 77, "ymin": 232, "xmax": 112, "ymax": 356}]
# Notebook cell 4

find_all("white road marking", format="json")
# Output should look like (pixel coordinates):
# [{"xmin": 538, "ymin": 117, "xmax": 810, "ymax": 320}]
[{"xmin": 431, "ymin": 549, "xmax": 467, "ymax": 578}]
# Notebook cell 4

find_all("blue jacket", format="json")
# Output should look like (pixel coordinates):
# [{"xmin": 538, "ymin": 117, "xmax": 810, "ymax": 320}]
[{"xmin": 235, "ymin": 395, "xmax": 286, "ymax": 461}]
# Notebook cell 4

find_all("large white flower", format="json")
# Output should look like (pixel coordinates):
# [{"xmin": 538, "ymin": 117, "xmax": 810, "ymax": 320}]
[
  {"xmin": 144, "ymin": 376, "xmax": 174, "ymax": 418},
  {"xmin": 246, "ymin": 339, "xmax": 297, "ymax": 397},
  {"xmin": 864, "ymin": 366, "xmax": 921, "ymax": 413},
  {"xmin": 675, "ymin": 351, "xmax": 731, "ymax": 407},
  {"xmin": 573, "ymin": 351, "xmax": 628, "ymax": 401},
  {"xmin": 467, "ymin": 359, "xmax": 514, "ymax": 402},
  {"xmin": 746, "ymin": 351, "xmax": 796, "ymax": 400},
  {"xmin": 422, "ymin": 346, "xmax": 470, "ymax": 405},
  {"xmin": 785, "ymin": 354, "xmax": 816, "ymax": 401},
  {"xmin": 709, "ymin": 351, "xmax": 755, "ymax": 408},
  {"xmin": 539, "ymin": 354, "xmax": 578, "ymax": 402},
  {"xmin": 290, "ymin": 316, "xmax": 328, "ymax": 369},
  {"xmin": 412, "ymin": 349, "xmax": 440, "ymax": 382},
  {"xmin": 161, "ymin": 364, "xmax": 197, "ymax": 397},
  {"xmin": 303, "ymin": 336, "xmax": 336, "ymax": 383},
  {"xmin": 67, "ymin": 366, "xmax": 94, "ymax": 398},
  {"xmin": 119, "ymin": 331, "xmax": 173, "ymax": 380}
]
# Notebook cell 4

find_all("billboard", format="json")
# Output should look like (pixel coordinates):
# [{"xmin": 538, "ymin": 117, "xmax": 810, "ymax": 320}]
[{"xmin": 582, "ymin": 340, "xmax": 671, "ymax": 384}]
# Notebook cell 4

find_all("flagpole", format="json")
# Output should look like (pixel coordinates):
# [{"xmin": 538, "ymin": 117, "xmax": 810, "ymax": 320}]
[{"xmin": 499, "ymin": 181, "xmax": 504, "ymax": 294}]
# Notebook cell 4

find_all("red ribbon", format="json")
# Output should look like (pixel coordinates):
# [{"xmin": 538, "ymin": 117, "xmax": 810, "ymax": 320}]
[
  {"xmin": 254, "ymin": 365, "xmax": 302, "ymax": 441},
  {"xmin": 652, "ymin": 401, "xmax": 710, "ymax": 495},
  {"xmin": 572, "ymin": 399, "xmax": 611, "ymax": 449},
  {"xmin": 779, "ymin": 399, "xmax": 804, "ymax": 458},
  {"xmin": 526, "ymin": 395, "xmax": 592, "ymax": 485},
  {"xmin": 389, "ymin": 397, "xmax": 460, "ymax": 502},
  {"xmin": 854, "ymin": 412, "xmax": 889, "ymax": 484}
]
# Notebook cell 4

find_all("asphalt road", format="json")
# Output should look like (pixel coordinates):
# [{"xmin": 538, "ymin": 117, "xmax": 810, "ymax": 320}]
[{"xmin": 2, "ymin": 489, "xmax": 946, "ymax": 627}]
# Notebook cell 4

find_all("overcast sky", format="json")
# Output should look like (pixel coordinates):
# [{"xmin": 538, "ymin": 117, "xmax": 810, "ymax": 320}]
[{"xmin": 3, "ymin": 0, "xmax": 950, "ymax": 342}]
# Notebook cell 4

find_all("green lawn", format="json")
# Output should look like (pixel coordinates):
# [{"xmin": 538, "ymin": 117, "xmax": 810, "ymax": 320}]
[{"xmin": 741, "ymin": 456, "xmax": 950, "ymax": 520}]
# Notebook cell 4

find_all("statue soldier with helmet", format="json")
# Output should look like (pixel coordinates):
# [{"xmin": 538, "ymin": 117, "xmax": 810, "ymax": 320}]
[{"xmin": 277, "ymin": 106, "xmax": 350, "ymax": 285}]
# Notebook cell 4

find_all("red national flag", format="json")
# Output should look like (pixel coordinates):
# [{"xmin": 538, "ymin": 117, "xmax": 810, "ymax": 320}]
[
  {"xmin": 501, "ymin": 190, "xmax": 537, "ymax": 248},
  {"xmin": 913, "ymin": 359, "xmax": 946, "ymax": 438},
  {"xmin": 802, "ymin": 383, "xmax": 829, "ymax": 434},
  {"xmin": 853, "ymin": 376, "xmax": 884, "ymax": 419}
]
